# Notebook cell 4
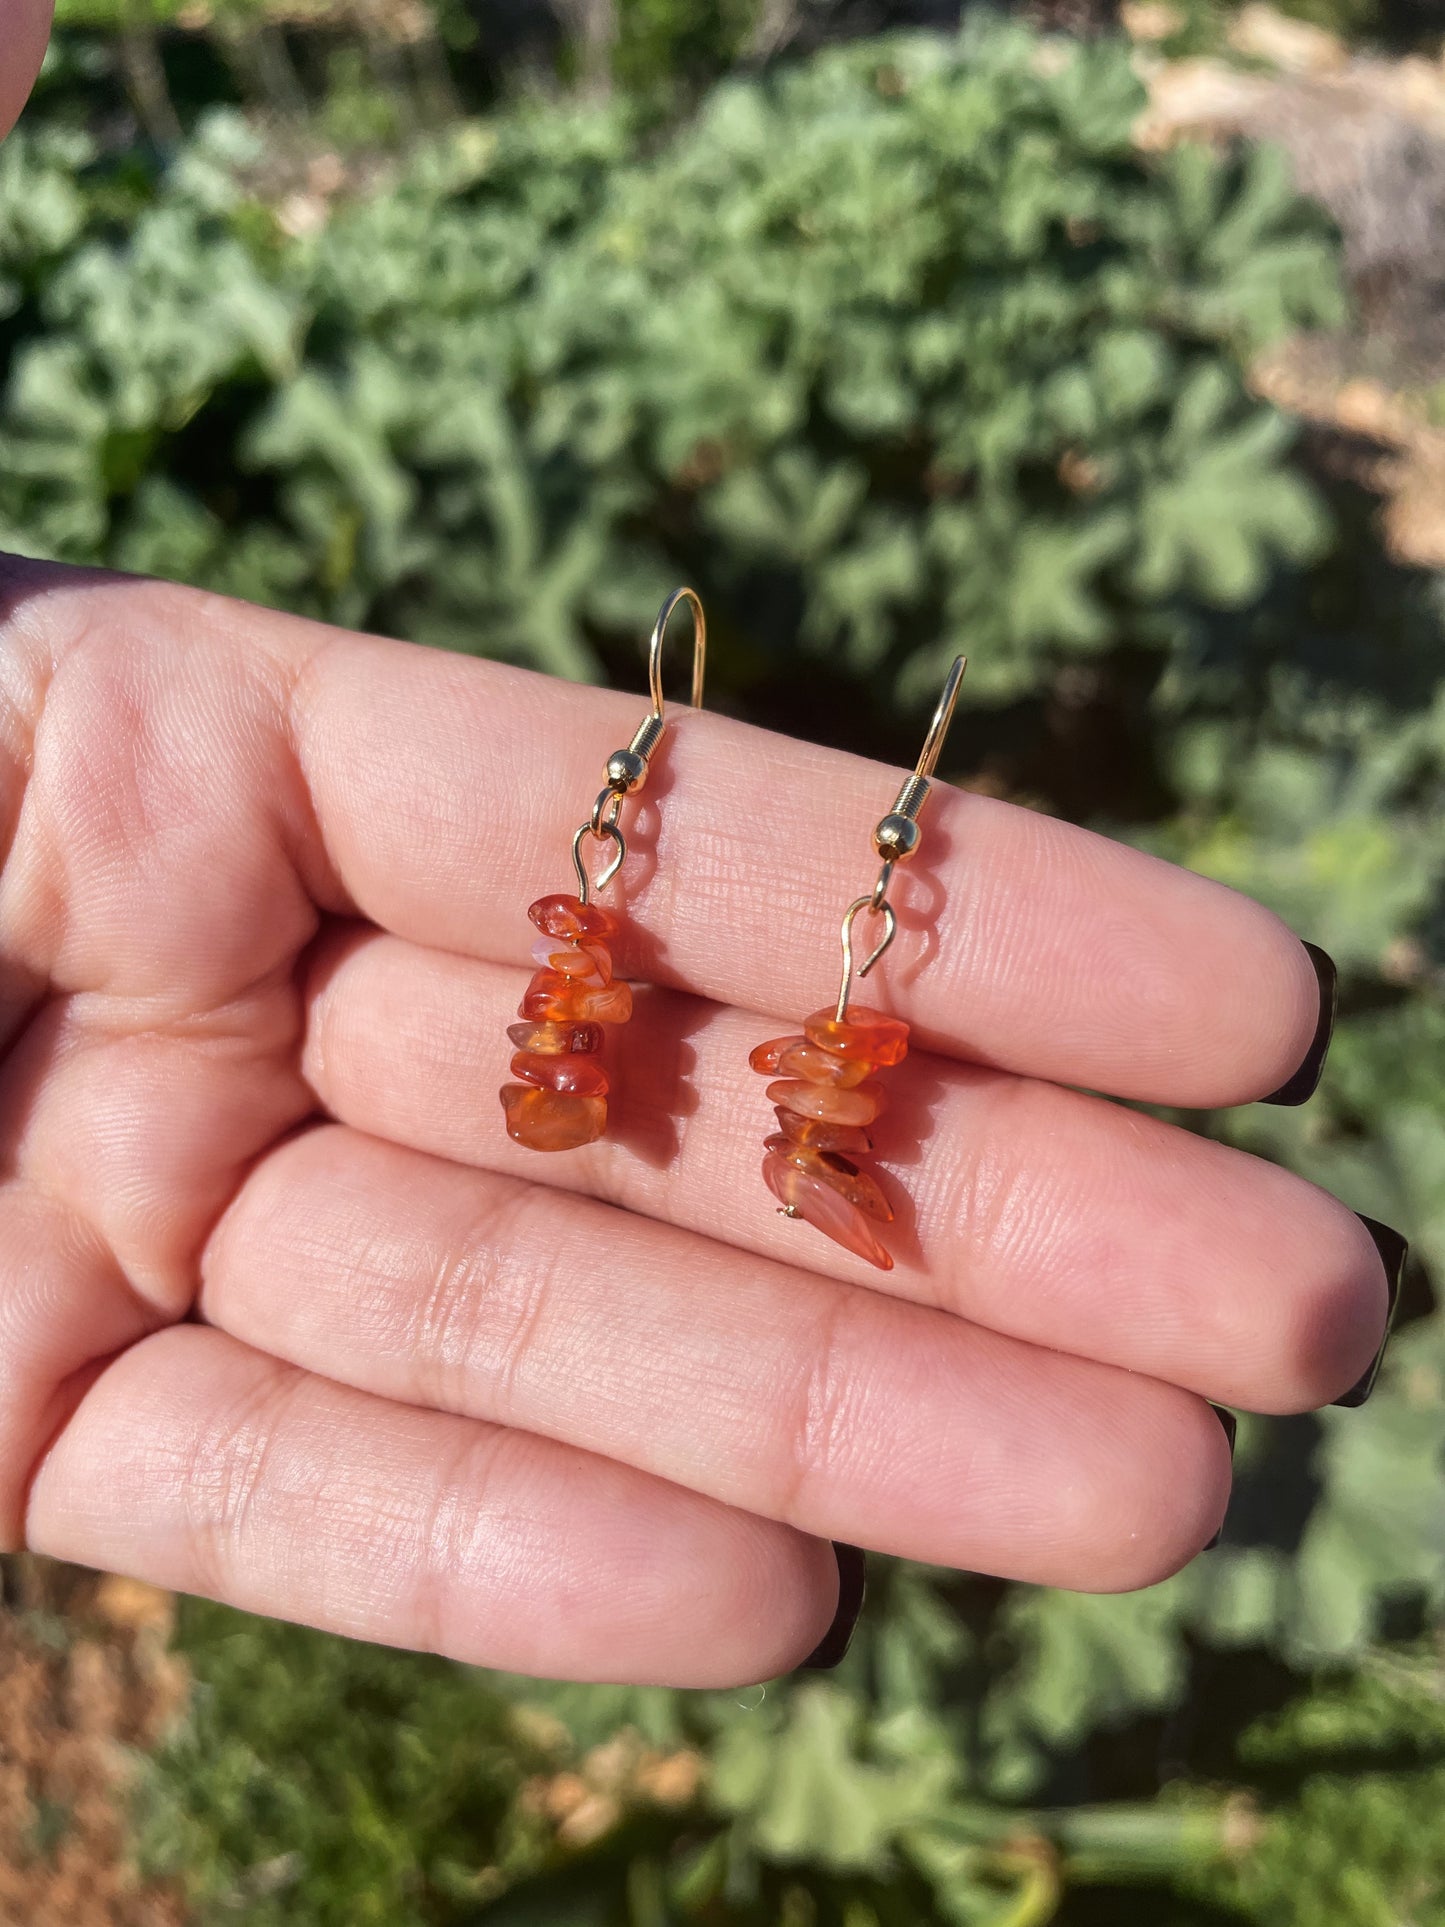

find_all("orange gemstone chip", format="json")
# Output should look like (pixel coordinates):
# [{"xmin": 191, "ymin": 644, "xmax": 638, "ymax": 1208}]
[
  {"xmin": 748, "ymin": 1035, "xmax": 807, "ymax": 1076},
  {"xmin": 501, "ymin": 1083, "xmax": 606, "ymax": 1152},
  {"xmin": 772, "ymin": 1107, "xmax": 875, "ymax": 1157},
  {"xmin": 774, "ymin": 1040, "xmax": 873, "ymax": 1088},
  {"xmin": 530, "ymin": 936, "xmax": 613, "ymax": 982},
  {"xmin": 763, "ymin": 1135, "xmax": 893, "ymax": 1222},
  {"xmin": 749, "ymin": 1036, "xmax": 869, "ymax": 1085},
  {"xmin": 803, "ymin": 1006, "xmax": 910, "ymax": 1067},
  {"xmin": 528, "ymin": 895, "xmax": 619, "ymax": 944},
  {"xmin": 511, "ymin": 1050, "xmax": 610, "ymax": 1096},
  {"xmin": 519, "ymin": 971, "xmax": 634, "ymax": 1026},
  {"xmin": 762, "ymin": 1152, "xmax": 893, "ymax": 1271},
  {"xmin": 766, "ymin": 1078, "xmax": 886, "ymax": 1127},
  {"xmin": 507, "ymin": 1020, "xmax": 605, "ymax": 1057}
]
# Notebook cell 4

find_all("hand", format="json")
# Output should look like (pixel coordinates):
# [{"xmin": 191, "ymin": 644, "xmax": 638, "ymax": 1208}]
[{"xmin": 0, "ymin": 557, "xmax": 1388, "ymax": 1684}]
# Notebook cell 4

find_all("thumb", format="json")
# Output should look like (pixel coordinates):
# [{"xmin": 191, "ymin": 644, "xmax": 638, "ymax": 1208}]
[{"xmin": 1, "ymin": 0, "xmax": 56, "ymax": 140}]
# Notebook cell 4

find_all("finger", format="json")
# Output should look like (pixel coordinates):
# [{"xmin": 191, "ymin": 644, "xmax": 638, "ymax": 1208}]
[
  {"xmin": 0, "ymin": 0, "xmax": 53, "ymax": 139},
  {"xmin": 0, "ymin": 1180, "xmax": 166, "ymax": 1550},
  {"xmin": 0, "ymin": 990, "xmax": 315, "ymax": 1310},
  {"xmin": 302, "ymin": 925, "xmax": 1387, "ymax": 1413},
  {"xmin": 201, "ymin": 1124, "xmax": 1232, "ymax": 1590},
  {"xmin": 15, "ymin": 561, "xmax": 1302, "ymax": 1108},
  {"xmin": 282, "ymin": 623, "xmax": 1318, "ymax": 1107},
  {"xmin": 24, "ymin": 1323, "xmax": 840, "ymax": 1686}
]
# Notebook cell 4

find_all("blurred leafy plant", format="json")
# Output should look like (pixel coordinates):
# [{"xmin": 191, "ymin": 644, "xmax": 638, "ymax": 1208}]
[{"xmin": 0, "ymin": 27, "xmax": 1348, "ymax": 692}]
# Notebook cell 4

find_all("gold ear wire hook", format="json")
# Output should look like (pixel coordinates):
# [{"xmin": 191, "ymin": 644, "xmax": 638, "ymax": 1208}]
[
  {"xmin": 574, "ymin": 588, "xmax": 708, "ymax": 906},
  {"xmin": 914, "ymin": 653, "xmax": 966, "ymax": 784},
  {"xmin": 833, "ymin": 653, "xmax": 967, "ymax": 1020},
  {"xmin": 648, "ymin": 585, "xmax": 707, "ymax": 719}
]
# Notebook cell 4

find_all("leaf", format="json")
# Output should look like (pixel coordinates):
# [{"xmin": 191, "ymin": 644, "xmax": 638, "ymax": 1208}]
[
  {"xmin": 986, "ymin": 1584, "xmax": 1192, "ymax": 1757},
  {"xmin": 710, "ymin": 1684, "xmax": 955, "ymax": 1873}
]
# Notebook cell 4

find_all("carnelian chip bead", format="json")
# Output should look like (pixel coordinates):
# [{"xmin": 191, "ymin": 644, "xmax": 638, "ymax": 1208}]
[
  {"xmin": 530, "ymin": 936, "xmax": 613, "ymax": 983},
  {"xmin": 762, "ymin": 1152, "xmax": 893, "ymax": 1271},
  {"xmin": 773, "ymin": 1107, "xmax": 874, "ymax": 1157},
  {"xmin": 511, "ymin": 1051, "xmax": 609, "ymax": 1096},
  {"xmin": 748, "ymin": 1035, "xmax": 871, "ymax": 1086},
  {"xmin": 519, "ymin": 971, "xmax": 633, "ymax": 1026},
  {"xmin": 574, "ymin": 980, "xmax": 631, "ymax": 1024},
  {"xmin": 507, "ymin": 1020, "xmax": 604, "ymax": 1057},
  {"xmin": 748, "ymin": 1035, "xmax": 808, "ymax": 1076},
  {"xmin": 803, "ymin": 1006, "xmax": 910, "ymax": 1067},
  {"xmin": 775, "ymin": 1040, "xmax": 873, "ymax": 1088},
  {"xmin": 528, "ymin": 895, "xmax": 619, "ymax": 944},
  {"xmin": 518, "ymin": 969, "xmax": 587, "ymax": 1022},
  {"xmin": 764, "ymin": 1136, "xmax": 893, "ymax": 1222},
  {"xmin": 766, "ymin": 1078, "xmax": 886, "ymax": 1127},
  {"xmin": 500, "ymin": 1083, "xmax": 606, "ymax": 1152}
]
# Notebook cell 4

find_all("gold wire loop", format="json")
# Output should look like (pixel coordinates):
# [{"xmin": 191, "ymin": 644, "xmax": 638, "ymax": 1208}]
[
  {"xmin": 589, "ymin": 785, "xmax": 624, "ymax": 838},
  {"xmin": 835, "ymin": 896, "xmax": 898, "ymax": 1022},
  {"xmin": 647, "ymin": 586, "xmax": 706, "ymax": 721},
  {"xmin": 572, "ymin": 821, "xmax": 626, "ymax": 904}
]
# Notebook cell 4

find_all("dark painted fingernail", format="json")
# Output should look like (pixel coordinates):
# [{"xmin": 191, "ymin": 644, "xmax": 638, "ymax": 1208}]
[
  {"xmin": 1261, "ymin": 942, "xmax": 1336, "ymax": 1106},
  {"xmin": 1204, "ymin": 1403, "xmax": 1236, "ymax": 1550},
  {"xmin": 799, "ymin": 1543, "xmax": 867, "ymax": 1671},
  {"xmin": 1332, "ymin": 1215, "xmax": 1408, "ymax": 1408}
]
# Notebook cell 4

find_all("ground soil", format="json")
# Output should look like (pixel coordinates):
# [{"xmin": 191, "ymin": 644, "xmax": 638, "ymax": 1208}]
[{"xmin": 0, "ymin": 1558, "xmax": 189, "ymax": 1927}]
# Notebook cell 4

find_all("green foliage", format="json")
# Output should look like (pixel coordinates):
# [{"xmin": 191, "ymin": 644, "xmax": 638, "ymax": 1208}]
[
  {"xmin": 609, "ymin": 0, "xmax": 762, "ymax": 95},
  {"xmin": 5, "ymin": 17, "xmax": 1444, "ymax": 1925},
  {"xmin": 0, "ymin": 27, "xmax": 1347, "ymax": 694},
  {"xmin": 1183, "ymin": 1652, "xmax": 1445, "ymax": 1924},
  {"xmin": 139, "ymin": 1592, "xmax": 1250, "ymax": 1923},
  {"xmin": 135, "ymin": 1606, "xmax": 550, "ymax": 1925}
]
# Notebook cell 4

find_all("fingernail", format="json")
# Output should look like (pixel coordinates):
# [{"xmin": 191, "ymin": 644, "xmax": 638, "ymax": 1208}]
[
  {"xmin": 1204, "ymin": 1403, "xmax": 1236, "ymax": 1550},
  {"xmin": 1332, "ymin": 1215, "xmax": 1409, "ymax": 1408},
  {"xmin": 798, "ymin": 1543, "xmax": 867, "ymax": 1671},
  {"xmin": 1261, "ymin": 942, "xmax": 1337, "ymax": 1106}
]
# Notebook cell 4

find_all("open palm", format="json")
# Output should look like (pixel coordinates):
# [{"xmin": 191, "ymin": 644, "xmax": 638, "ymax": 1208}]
[{"xmin": 0, "ymin": 556, "xmax": 1390, "ymax": 1685}]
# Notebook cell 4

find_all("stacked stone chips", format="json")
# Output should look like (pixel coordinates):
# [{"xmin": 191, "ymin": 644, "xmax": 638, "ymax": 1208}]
[
  {"xmin": 750, "ymin": 1005, "xmax": 909, "ymax": 1270},
  {"xmin": 500, "ymin": 895, "xmax": 633, "ymax": 1151}
]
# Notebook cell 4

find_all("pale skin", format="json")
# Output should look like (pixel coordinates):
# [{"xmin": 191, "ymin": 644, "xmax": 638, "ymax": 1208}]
[{"xmin": 0, "ymin": 16, "xmax": 1390, "ymax": 1685}]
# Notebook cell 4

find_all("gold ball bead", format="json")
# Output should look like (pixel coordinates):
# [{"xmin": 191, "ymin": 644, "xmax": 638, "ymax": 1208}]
[
  {"xmin": 605, "ymin": 748, "xmax": 648, "ymax": 794},
  {"xmin": 874, "ymin": 812, "xmax": 922, "ymax": 861}
]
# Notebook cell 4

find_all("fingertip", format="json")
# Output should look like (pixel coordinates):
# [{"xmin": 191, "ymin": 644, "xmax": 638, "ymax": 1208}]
[
  {"xmin": 1255, "ymin": 1198, "xmax": 1393, "ymax": 1414},
  {"xmin": 1179, "ymin": 911, "xmax": 1328, "ymax": 1110},
  {"xmin": 1068, "ymin": 1387, "xmax": 1235, "ymax": 1593},
  {"xmin": 665, "ymin": 1514, "xmax": 845, "ymax": 1688},
  {"xmin": 0, "ymin": 0, "xmax": 53, "ymax": 140}
]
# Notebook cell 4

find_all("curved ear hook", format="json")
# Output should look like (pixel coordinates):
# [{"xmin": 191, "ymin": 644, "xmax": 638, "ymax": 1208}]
[
  {"xmin": 914, "ymin": 654, "xmax": 966, "ymax": 783},
  {"xmin": 647, "ymin": 586, "xmax": 707, "ymax": 721},
  {"xmin": 577, "ymin": 587, "xmax": 708, "ymax": 905},
  {"xmin": 833, "ymin": 651, "xmax": 968, "ymax": 1020}
]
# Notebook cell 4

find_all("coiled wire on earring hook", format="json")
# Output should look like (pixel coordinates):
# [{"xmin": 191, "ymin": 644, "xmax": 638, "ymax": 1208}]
[
  {"xmin": 831, "ymin": 654, "xmax": 967, "ymax": 1020},
  {"xmin": 570, "ymin": 587, "xmax": 707, "ymax": 905}
]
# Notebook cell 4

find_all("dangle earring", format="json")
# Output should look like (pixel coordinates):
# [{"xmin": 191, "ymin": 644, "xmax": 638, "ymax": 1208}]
[
  {"xmin": 748, "ymin": 656, "xmax": 967, "ymax": 1270},
  {"xmin": 501, "ymin": 588, "xmax": 706, "ymax": 1153}
]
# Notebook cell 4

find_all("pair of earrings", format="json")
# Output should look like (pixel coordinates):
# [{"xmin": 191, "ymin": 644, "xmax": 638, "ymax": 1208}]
[{"xmin": 499, "ymin": 589, "xmax": 965, "ymax": 1274}]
